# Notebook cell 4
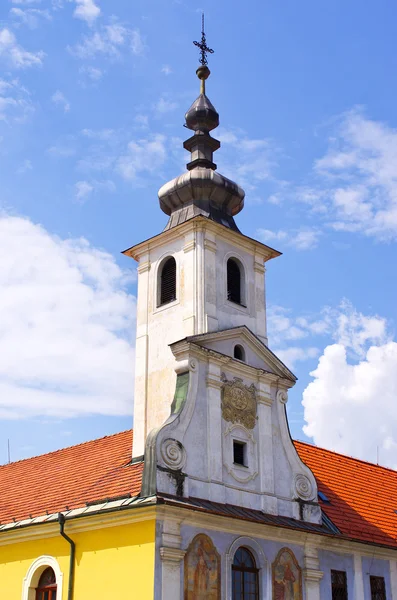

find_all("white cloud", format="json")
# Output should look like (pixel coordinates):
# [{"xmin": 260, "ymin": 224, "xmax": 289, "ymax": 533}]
[
  {"xmin": 0, "ymin": 77, "xmax": 33, "ymax": 122},
  {"xmin": 257, "ymin": 228, "xmax": 321, "ymax": 250},
  {"xmin": 16, "ymin": 158, "xmax": 32, "ymax": 173},
  {"xmin": 161, "ymin": 65, "xmax": 172, "ymax": 75},
  {"xmin": 0, "ymin": 214, "xmax": 135, "ymax": 419},
  {"xmin": 73, "ymin": 0, "xmax": 100, "ymax": 25},
  {"xmin": 10, "ymin": 7, "xmax": 52, "ymax": 28},
  {"xmin": 51, "ymin": 90, "xmax": 70, "ymax": 112},
  {"xmin": 302, "ymin": 302, "xmax": 396, "ymax": 466},
  {"xmin": 74, "ymin": 178, "xmax": 115, "ymax": 200},
  {"xmin": 216, "ymin": 127, "xmax": 278, "ymax": 190},
  {"xmin": 78, "ymin": 65, "xmax": 103, "ymax": 81},
  {"xmin": 0, "ymin": 28, "xmax": 44, "ymax": 68},
  {"xmin": 75, "ymin": 180, "xmax": 93, "ymax": 200},
  {"xmin": 303, "ymin": 342, "xmax": 397, "ymax": 468},
  {"xmin": 69, "ymin": 22, "xmax": 144, "ymax": 60},
  {"xmin": 312, "ymin": 108, "xmax": 397, "ymax": 241},
  {"xmin": 82, "ymin": 127, "xmax": 114, "ymax": 140},
  {"xmin": 154, "ymin": 96, "xmax": 178, "ymax": 114},
  {"xmin": 11, "ymin": 0, "xmax": 42, "ymax": 3},
  {"xmin": 276, "ymin": 346, "xmax": 319, "ymax": 370},
  {"xmin": 116, "ymin": 134, "xmax": 166, "ymax": 180}
]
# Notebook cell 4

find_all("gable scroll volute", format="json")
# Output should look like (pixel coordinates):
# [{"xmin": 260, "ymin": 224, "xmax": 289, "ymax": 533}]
[{"xmin": 220, "ymin": 373, "xmax": 257, "ymax": 429}]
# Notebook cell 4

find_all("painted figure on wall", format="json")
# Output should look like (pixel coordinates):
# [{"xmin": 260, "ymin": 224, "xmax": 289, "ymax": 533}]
[
  {"xmin": 184, "ymin": 533, "xmax": 221, "ymax": 600},
  {"xmin": 272, "ymin": 548, "xmax": 302, "ymax": 600}
]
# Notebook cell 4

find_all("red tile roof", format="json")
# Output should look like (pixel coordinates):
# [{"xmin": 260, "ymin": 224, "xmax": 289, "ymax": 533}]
[
  {"xmin": 295, "ymin": 440, "xmax": 397, "ymax": 548},
  {"xmin": 1, "ymin": 430, "xmax": 397, "ymax": 549},
  {"xmin": 0, "ymin": 430, "xmax": 142, "ymax": 524}
]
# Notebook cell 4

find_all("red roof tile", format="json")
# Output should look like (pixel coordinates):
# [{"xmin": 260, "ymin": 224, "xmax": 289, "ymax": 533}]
[
  {"xmin": 0, "ymin": 430, "xmax": 142, "ymax": 524},
  {"xmin": 295, "ymin": 440, "xmax": 397, "ymax": 548},
  {"xmin": 1, "ymin": 430, "xmax": 397, "ymax": 549}
]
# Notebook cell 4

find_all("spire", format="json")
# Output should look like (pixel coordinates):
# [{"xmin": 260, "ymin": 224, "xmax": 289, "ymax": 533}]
[{"xmin": 158, "ymin": 17, "xmax": 245, "ymax": 231}]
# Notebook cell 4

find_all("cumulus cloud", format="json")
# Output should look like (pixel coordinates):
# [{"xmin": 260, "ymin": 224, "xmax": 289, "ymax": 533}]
[
  {"xmin": 69, "ymin": 22, "xmax": 144, "ymax": 60},
  {"xmin": 0, "ymin": 28, "xmax": 44, "ymax": 68},
  {"xmin": 51, "ymin": 90, "xmax": 70, "ymax": 112},
  {"xmin": 0, "ymin": 214, "xmax": 135, "ymax": 419},
  {"xmin": 73, "ymin": 0, "xmax": 100, "ymax": 25},
  {"xmin": 257, "ymin": 228, "xmax": 321, "ymax": 250},
  {"xmin": 302, "ymin": 302, "xmax": 397, "ymax": 466}
]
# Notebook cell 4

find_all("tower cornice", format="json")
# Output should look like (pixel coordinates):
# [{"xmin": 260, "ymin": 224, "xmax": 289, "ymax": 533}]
[{"xmin": 122, "ymin": 216, "xmax": 281, "ymax": 263}]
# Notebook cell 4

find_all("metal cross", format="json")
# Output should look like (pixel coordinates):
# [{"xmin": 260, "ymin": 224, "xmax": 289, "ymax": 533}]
[{"xmin": 193, "ymin": 13, "xmax": 214, "ymax": 66}]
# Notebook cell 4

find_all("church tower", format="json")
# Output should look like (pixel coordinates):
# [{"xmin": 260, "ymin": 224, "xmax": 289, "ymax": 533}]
[{"xmin": 124, "ymin": 26, "xmax": 320, "ymax": 524}]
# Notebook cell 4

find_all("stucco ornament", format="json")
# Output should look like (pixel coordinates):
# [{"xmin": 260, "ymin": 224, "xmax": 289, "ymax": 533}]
[
  {"xmin": 294, "ymin": 473, "xmax": 313, "ymax": 501},
  {"xmin": 160, "ymin": 438, "xmax": 186, "ymax": 470},
  {"xmin": 276, "ymin": 389, "xmax": 288, "ymax": 404},
  {"xmin": 221, "ymin": 374, "xmax": 257, "ymax": 429}
]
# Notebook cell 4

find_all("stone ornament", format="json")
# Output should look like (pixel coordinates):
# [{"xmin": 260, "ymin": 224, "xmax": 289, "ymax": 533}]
[
  {"xmin": 221, "ymin": 374, "xmax": 257, "ymax": 429},
  {"xmin": 160, "ymin": 438, "xmax": 186, "ymax": 470},
  {"xmin": 276, "ymin": 390, "xmax": 288, "ymax": 404},
  {"xmin": 294, "ymin": 473, "xmax": 313, "ymax": 501}
]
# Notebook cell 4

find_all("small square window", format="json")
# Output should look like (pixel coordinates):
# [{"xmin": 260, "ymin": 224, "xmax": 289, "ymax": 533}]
[{"xmin": 233, "ymin": 441, "xmax": 247, "ymax": 467}]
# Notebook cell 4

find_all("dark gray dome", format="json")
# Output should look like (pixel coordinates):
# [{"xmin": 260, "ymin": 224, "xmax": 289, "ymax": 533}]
[{"xmin": 185, "ymin": 94, "xmax": 219, "ymax": 133}]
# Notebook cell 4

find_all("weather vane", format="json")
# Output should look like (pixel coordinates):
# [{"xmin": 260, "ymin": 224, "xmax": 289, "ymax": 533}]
[{"xmin": 193, "ymin": 13, "xmax": 214, "ymax": 66}]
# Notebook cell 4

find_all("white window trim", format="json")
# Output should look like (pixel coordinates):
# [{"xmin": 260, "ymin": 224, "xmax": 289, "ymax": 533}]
[
  {"xmin": 22, "ymin": 555, "xmax": 63, "ymax": 600},
  {"xmin": 153, "ymin": 253, "xmax": 179, "ymax": 313},
  {"xmin": 225, "ymin": 536, "xmax": 269, "ymax": 600},
  {"xmin": 223, "ymin": 251, "xmax": 249, "ymax": 311}
]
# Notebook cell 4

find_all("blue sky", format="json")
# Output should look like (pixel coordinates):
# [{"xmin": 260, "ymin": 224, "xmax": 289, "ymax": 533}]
[{"xmin": 1, "ymin": 0, "xmax": 397, "ymax": 467}]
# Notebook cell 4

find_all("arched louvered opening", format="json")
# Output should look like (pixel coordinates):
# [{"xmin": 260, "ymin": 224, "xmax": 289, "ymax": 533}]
[
  {"xmin": 159, "ymin": 257, "xmax": 177, "ymax": 306},
  {"xmin": 227, "ymin": 258, "xmax": 244, "ymax": 305},
  {"xmin": 234, "ymin": 344, "xmax": 245, "ymax": 362},
  {"xmin": 232, "ymin": 547, "xmax": 259, "ymax": 600},
  {"xmin": 36, "ymin": 567, "xmax": 57, "ymax": 600}
]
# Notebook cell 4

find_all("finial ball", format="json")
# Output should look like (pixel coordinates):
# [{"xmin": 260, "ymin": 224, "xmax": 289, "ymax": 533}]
[{"xmin": 196, "ymin": 65, "xmax": 210, "ymax": 81}]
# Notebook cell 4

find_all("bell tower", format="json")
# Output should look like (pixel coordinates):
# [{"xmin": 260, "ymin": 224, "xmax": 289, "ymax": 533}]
[{"xmin": 124, "ymin": 25, "xmax": 279, "ymax": 459}]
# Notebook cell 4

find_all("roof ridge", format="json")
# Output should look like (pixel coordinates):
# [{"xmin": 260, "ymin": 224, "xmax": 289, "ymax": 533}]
[
  {"xmin": 0, "ymin": 429, "xmax": 133, "ymax": 468},
  {"xmin": 294, "ymin": 438, "xmax": 397, "ymax": 475}
]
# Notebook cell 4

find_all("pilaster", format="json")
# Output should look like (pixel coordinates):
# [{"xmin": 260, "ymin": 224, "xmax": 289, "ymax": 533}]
[
  {"xmin": 303, "ymin": 545, "xmax": 323, "ymax": 600},
  {"xmin": 160, "ymin": 519, "xmax": 185, "ymax": 600},
  {"xmin": 353, "ymin": 553, "xmax": 365, "ymax": 600},
  {"xmin": 390, "ymin": 559, "xmax": 397, "ymax": 600}
]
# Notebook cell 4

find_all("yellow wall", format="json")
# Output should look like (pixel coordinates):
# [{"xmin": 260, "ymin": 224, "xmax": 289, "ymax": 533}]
[{"xmin": 0, "ymin": 518, "xmax": 156, "ymax": 600}]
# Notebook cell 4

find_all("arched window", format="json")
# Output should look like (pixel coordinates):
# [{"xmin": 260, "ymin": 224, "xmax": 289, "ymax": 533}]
[
  {"xmin": 36, "ymin": 567, "xmax": 57, "ymax": 600},
  {"xmin": 234, "ymin": 344, "xmax": 245, "ymax": 362},
  {"xmin": 227, "ymin": 258, "xmax": 243, "ymax": 305},
  {"xmin": 159, "ymin": 257, "xmax": 176, "ymax": 306},
  {"xmin": 232, "ymin": 547, "xmax": 259, "ymax": 600}
]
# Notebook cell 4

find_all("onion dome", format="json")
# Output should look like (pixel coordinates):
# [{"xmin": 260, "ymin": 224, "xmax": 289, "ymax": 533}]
[{"xmin": 158, "ymin": 41, "xmax": 245, "ymax": 231}]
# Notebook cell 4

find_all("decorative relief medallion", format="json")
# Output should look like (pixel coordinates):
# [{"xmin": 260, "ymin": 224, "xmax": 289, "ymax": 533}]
[
  {"xmin": 277, "ymin": 390, "xmax": 288, "ymax": 404},
  {"xmin": 160, "ymin": 438, "xmax": 186, "ymax": 470},
  {"xmin": 294, "ymin": 473, "xmax": 313, "ymax": 501},
  {"xmin": 221, "ymin": 374, "xmax": 257, "ymax": 429}
]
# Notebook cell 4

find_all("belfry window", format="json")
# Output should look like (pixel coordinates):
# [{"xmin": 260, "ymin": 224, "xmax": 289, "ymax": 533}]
[
  {"xmin": 227, "ymin": 258, "xmax": 244, "ymax": 305},
  {"xmin": 36, "ymin": 567, "xmax": 57, "ymax": 600},
  {"xmin": 232, "ymin": 547, "xmax": 259, "ymax": 600},
  {"xmin": 159, "ymin": 257, "xmax": 176, "ymax": 306}
]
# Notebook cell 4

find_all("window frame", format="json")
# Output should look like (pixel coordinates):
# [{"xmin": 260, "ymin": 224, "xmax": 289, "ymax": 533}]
[
  {"xmin": 370, "ymin": 575, "xmax": 386, "ymax": 600},
  {"xmin": 234, "ymin": 344, "xmax": 246, "ymax": 362},
  {"xmin": 232, "ymin": 547, "xmax": 259, "ymax": 600},
  {"xmin": 154, "ymin": 254, "xmax": 179, "ymax": 312},
  {"xmin": 226, "ymin": 257, "xmax": 246, "ymax": 307},
  {"xmin": 331, "ymin": 569, "xmax": 348, "ymax": 600},
  {"xmin": 226, "ymin": 539, "xmax": 267, "ymax": 600},
  {"xmin": 22, "ymin": 556, "xmax": 63, "ymax": 600}
]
